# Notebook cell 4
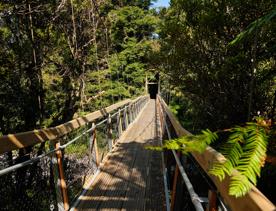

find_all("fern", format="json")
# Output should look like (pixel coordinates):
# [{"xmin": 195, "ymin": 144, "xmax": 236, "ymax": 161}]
[
  {"xmin": 146, "ymin": 129, "xmax": 218, "ymax": 154},
  {"xmin": 209, "ymin": 123, "xmax": 268, "ymax": 197},
  {"xmin": 209, "ymin": 127, "xmax": 245, "ymax": 180},
  {"xmin": 233, "ymin": 124, "xmax": 268, "ymax": 193},
  {"xmin": 229, "ymin": 174, "xmax": 253, "ymax": 197},
  {"xmin": 148, "ymin": 121, "xmax": 269, "ymax": 197}
]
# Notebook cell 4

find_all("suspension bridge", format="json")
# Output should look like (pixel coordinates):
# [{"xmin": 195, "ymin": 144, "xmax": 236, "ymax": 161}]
[{"xmin": 0, "ymin": 87, "xmax": 275, "ymax": 211}]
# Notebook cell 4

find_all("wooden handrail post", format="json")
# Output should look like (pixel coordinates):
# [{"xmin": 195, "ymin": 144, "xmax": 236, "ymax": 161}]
[
  {"xmin": 55, "ymin": 142, "xmax": 69, "ymax": 211},
  {"xmin": 133, "ymin": 103, "xmax": 136, "ymax": 120},
  {"xmin": 128, "ymin": 105, "xmax": 133, "ymax": 123},
  {"xmin": 50, "ymin": 141, "xmax": 65, "ymax": 211},
  {"xmin": 117, "ymin": 109, "xmax": 123, "ymax": 137},
  {"xmin": 134, "ymin": 102, "xmax": 138, "ymax": 117},
  {"xmin": 90, "ymin": 123, "xmax": 99, "ymax": 166},
  {"xmin": 171, "ymin": 152, "xmax": 180, "ymax": 211},
  {"xmin": 132, "ymin": 104, "xmax": 135, "ymax": 120},
  {"xmin": 123, "ymin": 106, "xmax": 129, "ymax": 130},
  {"xmin": 208, "ymin": 190, "xmax": 217, "ymax": 211},
  {"xmin": 107, "ymin": 114, "xmax": 113, "ymax": 152},
  {"xmin": 132, "ymin": 103, "xmax": 135, "ymax": 119},
  {"xmin": 137, "ymin": 101, "xmax": 140, "ymax": 113}
]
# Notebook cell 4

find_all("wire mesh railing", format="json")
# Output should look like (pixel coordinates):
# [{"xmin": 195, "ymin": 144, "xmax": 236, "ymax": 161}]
[
  {"xmin": 0, "ymin": 95, "xmax": 149, "ymax": 211},
  {"xmin": 0, "ymin": 148, "xmax": 58, "ymax": 211}
]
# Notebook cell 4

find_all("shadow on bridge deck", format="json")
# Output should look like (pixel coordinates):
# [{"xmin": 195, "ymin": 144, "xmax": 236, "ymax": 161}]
[{"xmin": 76, "ymin": 99, "xmax": 165, "ymax": 210}]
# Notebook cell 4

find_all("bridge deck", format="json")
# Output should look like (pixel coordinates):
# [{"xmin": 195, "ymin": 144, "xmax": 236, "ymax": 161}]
[{"xmin": 76, "ymin": 99, "xmax": 164, "ymax": 210}]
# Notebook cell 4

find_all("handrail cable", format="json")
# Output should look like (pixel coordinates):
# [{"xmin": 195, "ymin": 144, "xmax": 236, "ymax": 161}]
[
  {"xmin": 0, "ymin": 124, "xmax": 94, "ymax": 177},
  {"xmin": 0, "ymin": 98, "xmax": 142, "ymax": 177},
  {"xmin": 163, "ymin": 110, "xmax": 204, "ymax": 211},
  {"xmin": 160, "ymin": 95, "xmax": 229, "ymax": 211},
  {"xmin": 156, "ymin": 100, "xmax": 171, "ymax": 211}
]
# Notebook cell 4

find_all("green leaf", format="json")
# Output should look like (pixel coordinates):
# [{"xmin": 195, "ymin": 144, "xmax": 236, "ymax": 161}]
[{"xmin": 229, "ymin": 8, "xmax": 276, "ymax": 45}]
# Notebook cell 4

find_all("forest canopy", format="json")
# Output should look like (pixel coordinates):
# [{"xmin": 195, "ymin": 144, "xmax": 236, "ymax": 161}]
[
  {"xmin": 0, "ymin": 0, "xmax": 158, "ymax": 134},
  {"xmin": 0, "ymin": 0, "xmax": 275, "ymax": 143},
  {"xmin": 157, "ymin": 0, "xmax": 275, "ymax": 131},
  {"xmin": 0, "ymin": 0, "xmax": 276, "ymax": 203}
]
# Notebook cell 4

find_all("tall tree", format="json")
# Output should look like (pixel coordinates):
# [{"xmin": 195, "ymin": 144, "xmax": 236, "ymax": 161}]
[{"xmin": 158, "ymin": 0, "xmax": 276, "ymax": 131}]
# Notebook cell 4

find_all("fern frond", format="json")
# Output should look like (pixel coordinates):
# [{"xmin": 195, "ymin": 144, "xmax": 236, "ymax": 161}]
[
  {"xmin": 236, "ymin": 123, "xmax": 268, "ymax": 186},
  {"xmin": 161, "ymin": 129, "xmax": 218, "ymax": 153},
  {"xmin": 209, "ymin": 162, "xmax": 230, "ymax": 181},
  {"xmin": 210, "ymin": 123, "xmax": 268, "ymax": 197},
  {"xmin": 221, "ymin": 127, "xmax": 244, "ymax": 166},
  {"xmin": 145, "ymin": 146, "xmax": 163, "ymax": 151},
  {"xmin": 146, "ymin": 130, "xmax": 218, "ymax": 155},
  {"xmin": 209, "ymin": 127, "xmax": 244, "ymax": 180},
  {"xmin": 147, "ymin": 122, "xmax": 269, "ymax": 198},
  {"xmin": 229, "ymin": 174, "xmax": 253, "ymax": 197}
]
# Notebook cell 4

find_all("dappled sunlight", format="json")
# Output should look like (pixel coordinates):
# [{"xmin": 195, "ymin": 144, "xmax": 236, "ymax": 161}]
[{"xmin": 76, "ymin": 100, "xmax": 164, "ymax": 210}]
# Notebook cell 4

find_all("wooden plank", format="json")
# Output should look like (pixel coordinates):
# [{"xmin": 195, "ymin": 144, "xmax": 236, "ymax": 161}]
[
  {"xmin": 77, "ymin": 115, "xmax": 144, "ymax": 210},
  {"xmin": 124, "ymin": 147, "xmax": 149, "ymax": 210},
  {"xmin": 158, "ymin": 96, "xmax": 276, "ymax": 211},
  {"xmin": 98, "ymin": 144, "xmax": 138, "ymax": 209},
  {"xmin": 0, "ymin": 96, "xmax": 147, "ymax": 154},
  {"xmin": 122, "ymin": 117, "xmax": 152, "ymax": 210},
  {"xmin": 98, "ymin": 103, "xmax": 152, "ymax": 209},
  {"xmin": 122, "ymin": 100, "xmax": 164, "ymax": 210},
  {"xmin": 76, "ymin": 145, "xmax": 128, "ymax": 210}
]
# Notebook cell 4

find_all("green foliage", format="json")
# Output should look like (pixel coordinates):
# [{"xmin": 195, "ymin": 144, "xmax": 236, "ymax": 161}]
[
  {"xmin": 210, "ymin": 123, "xmax": 268, "ymax": 197},
  {"xmin": 230, "ymin": 8, "xmax": 276, "ymax": 45},
  {"xmin": 152, "ymin": 122, "xmax": 269, "ymax": 197},
  {"xmin": 0, "ymin": 1, "xmax": 158, "ymax": 134},
  {"xmin": 147, "ymin": 129, "xmax": 218, "ymax": 153},
  {"xmin": 154, "ymin": 1, "xmax": 275, "ymax": 200},
  {"xmin": 157, "ymin": 0, "xmax": 276, "ymax": 131}
]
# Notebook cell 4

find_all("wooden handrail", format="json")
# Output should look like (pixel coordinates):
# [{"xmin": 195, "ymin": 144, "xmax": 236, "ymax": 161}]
[
  {"xmin": 0, "ymin": 96, "xmax": 146, "ymax": 154},
  {"xmin": 158, "ymin": 96, "xmax": 276, "ymax": 211}
]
